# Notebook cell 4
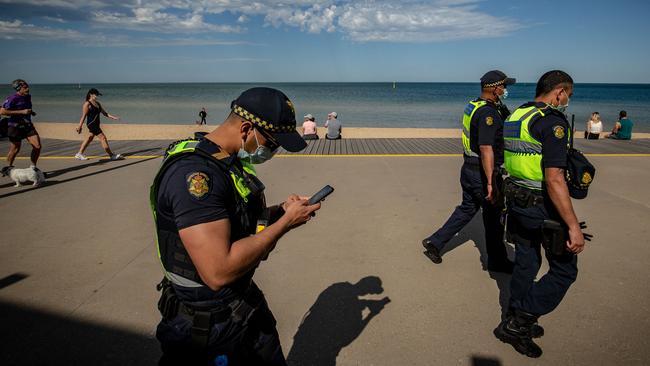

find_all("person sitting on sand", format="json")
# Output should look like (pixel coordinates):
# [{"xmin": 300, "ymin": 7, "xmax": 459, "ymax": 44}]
[
  {"xmin": 325, "ymin": 112, "xmax": 342, "ymax": 140},
  {"xmin": 585, "ymin": 112, "xmax": 603, "ymax": 140},
  {"xmin": 302, "ymin": 114, "xmax": 318, "ymax": 140},
  {"xmin": 606, "ymin": 110, "xmax": 633, "ymax": 140},
  {"xmin": 75, "ymin": 88, "xmax": 123, "ymax": 160}
]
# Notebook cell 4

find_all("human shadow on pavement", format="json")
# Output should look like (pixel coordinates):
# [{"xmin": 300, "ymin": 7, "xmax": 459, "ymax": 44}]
[
  {"xmin": 0, "ymin": 157, "xmax": 158, "ymax": 199},
  {"xmin": 471, "ymin": 355, "xmax": 502, "ymax": 366},
  {"xmin": 286, "ymin": 276, "xmax": 390, "ymax": 366},
  {"xmin": 434, "ymin": 214, "xmax": 512, "ymax": 319},
  {"xmin": 0, "ymin": 300, "xmax": 160, "ymax": 366}
]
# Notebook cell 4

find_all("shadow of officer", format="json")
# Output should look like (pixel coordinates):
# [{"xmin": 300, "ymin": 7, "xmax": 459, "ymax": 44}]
[
  {"xmin": 440, "ymin": 214, "xmax": 513, "ymax": 319},
  {"xmin": 287, "ymin": 276, "xmax": 390, "ymax": 366}
]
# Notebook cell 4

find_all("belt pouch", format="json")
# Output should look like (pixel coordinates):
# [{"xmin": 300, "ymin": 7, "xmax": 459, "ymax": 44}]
[{"xmin": 541, "ymin": 219, "xmax": 567, "ymax": 256}]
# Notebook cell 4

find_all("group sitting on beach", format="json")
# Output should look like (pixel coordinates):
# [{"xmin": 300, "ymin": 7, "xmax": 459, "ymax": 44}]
[
  {"xmin": 585, "ymin": 110, "xmax": 633, "ymax": 140},
  {"xmin": 301, "ymin": 112, "xmax": 342, "ymax": 140}
]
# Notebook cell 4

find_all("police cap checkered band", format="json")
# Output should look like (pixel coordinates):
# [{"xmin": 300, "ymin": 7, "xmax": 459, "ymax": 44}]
[
  {"xmin": 232, "ymin": 104, "xmax": 296, "ymax": 133},
  {"xmin": 481, "ymin": 70, "xmax": 516, "ymax": 87}
]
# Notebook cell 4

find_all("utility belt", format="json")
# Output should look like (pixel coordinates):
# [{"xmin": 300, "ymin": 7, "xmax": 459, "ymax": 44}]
[
  {"xmin": 503, "ymin": 178, "xmax": 544, "ymax": 208},
  {"xmin": 156, "ymin": 278, "xmax": 264, "ymax": 348}
]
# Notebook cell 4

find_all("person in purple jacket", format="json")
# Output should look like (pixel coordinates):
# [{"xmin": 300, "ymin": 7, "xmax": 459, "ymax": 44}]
[{"xmin": 0, "ymin": 79, "xmax": 41, "ymax": 168}]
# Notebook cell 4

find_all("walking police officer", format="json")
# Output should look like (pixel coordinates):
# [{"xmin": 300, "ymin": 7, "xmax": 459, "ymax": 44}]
[
  {"xmin": 422, "ymin": 70, "xmax": 515, "ymax": 273},
  {"xmin": 151, "ymin": 87, "xmax": 320, "ymax": 365},
  {"xmin": 493, "ymin": 70, "xmax": 586, "ymax": 358}
]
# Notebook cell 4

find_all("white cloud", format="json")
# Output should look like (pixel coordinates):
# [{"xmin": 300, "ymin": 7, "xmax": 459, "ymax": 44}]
[
  {"xmin": 91, "ymin": 7, "xmax": 241, "ymax": 34},
  {"xmin": 0, "ymin": 0, "xmax": 521, "ymax": 43},
  {"xmin": 0, "ymin": 19, "xmax": 84, "ymax": 41},
  {"xmin": 0, "ymin": 19, "xmax": 249, "ymax": 47},
  {"xmin": 336, "ymin": 1, "xmax": 521, "ymax": 42}
]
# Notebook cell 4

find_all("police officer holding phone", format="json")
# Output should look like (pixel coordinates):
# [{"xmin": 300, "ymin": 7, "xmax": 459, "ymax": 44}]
[
  {"xmin": 494, "ymin": 70, "xmax": 587, "ymax": 358},
  {"xmin": 151, "ymin": 87, "xmax": 320, "ymax": 365},
  {"xmin": 422, "ymin": 70, "xmax": 514, "ymax": 273}
]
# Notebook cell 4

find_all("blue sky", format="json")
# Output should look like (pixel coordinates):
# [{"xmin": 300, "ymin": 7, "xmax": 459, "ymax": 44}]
[{"xmin": 0, "ymin": 0, "xmax": 648, "ymax": 83}]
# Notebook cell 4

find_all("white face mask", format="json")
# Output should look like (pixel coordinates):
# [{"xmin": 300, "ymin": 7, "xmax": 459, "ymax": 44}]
[
  {"xmin": 237, "ymin": 129, "xmax": 276, "ymax": 164},
  {"xmin": 501, "ymin": 88, "xmax": 509, "ymax": 100}
]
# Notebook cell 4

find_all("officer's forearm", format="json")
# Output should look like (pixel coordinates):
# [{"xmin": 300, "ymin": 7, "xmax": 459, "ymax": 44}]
[
  {"xmin": 479, "ymin": 145, "xmax": 495, "ymax": 183},
  {"xmin": 545, "ymin": 167, "xmax": 580, "ymax": 230}
]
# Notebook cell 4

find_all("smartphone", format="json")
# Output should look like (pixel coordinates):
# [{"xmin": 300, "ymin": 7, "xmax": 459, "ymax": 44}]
[{"xmin": 308, "ymin": 185, "xmax": 334, "ymax": 205}]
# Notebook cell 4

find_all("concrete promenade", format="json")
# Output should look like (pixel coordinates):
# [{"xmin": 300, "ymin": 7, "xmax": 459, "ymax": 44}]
[{"xmin": 1, "ymin": 137, "xmax": 649, "ymax": 365}]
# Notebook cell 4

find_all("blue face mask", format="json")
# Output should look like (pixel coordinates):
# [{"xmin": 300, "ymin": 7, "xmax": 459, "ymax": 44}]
[
  {"xmin": 501, "ymin": 88, "xmax": 509, "ymax": 100},
  {"xmin": 553, "ymin": 89, "xmax": 570, "ymax": 113},
  {"xmin": 237, "ymin": 129, "xmax": 276, "ymax": 164}
]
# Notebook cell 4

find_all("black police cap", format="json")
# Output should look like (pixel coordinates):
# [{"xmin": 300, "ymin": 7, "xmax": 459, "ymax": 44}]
[
  {"xmin": 565, "ymin": 147, "xmax": 595, "ymax": 199},
  {"xmin": 481, "ymin": 70, "xmax": 516, "ymax": 87},
  {"xmin": 230, "ymin": 87, "xmax": 306, "ymax": 152}
]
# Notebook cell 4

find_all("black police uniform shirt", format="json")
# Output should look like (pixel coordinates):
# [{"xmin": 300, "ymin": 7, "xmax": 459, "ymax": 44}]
[
  {"xmin": 156, "ymin": 140, "xmax": 261, "ymax": 301},
  {"xmin": 526, "ymin": 102, "xmax": 569, "ymax": 169},
  {"xmin": 469, "ymin": 100, "xmax": 504, "ymax": 166}
]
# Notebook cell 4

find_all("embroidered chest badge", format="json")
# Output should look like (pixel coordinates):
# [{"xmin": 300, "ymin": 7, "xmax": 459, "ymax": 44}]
[{"xmin": 187, "ymin": 172, "xmax": 210, "ymax": 199}]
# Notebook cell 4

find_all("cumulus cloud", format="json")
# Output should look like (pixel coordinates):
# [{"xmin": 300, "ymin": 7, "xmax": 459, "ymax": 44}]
[
  {"xmin": 0, "ymin": 0, "xmax": 521, "ymax": 43},
  {"xmin": 0, "ymin": 19, "xmax": 83, "ymax": 41}
]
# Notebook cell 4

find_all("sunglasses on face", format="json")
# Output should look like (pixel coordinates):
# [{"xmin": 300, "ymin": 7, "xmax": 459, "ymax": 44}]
[{"xmin": 255, "ymin": 127, "xmax": 281, "ymax": 151}]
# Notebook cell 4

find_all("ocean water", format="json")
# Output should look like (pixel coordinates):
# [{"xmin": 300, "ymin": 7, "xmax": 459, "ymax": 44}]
[{"xmin": 10, "ymin": 82, "xmax": 650, "ymax": 132}]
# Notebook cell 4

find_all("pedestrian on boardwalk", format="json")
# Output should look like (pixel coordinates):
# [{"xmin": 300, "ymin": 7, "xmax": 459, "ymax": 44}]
[
  {"xmin": 494, "ymin": 70, "xmax": 589, "ymax": 358},
  {"xmin": 422, "ymin": 70, "xmax": 515, "ymax": 273},
  {"xmin": 75, "ymin": 88, "xmax": 122, "ymax": 160},
  {"xmin": 151, "ymin": 87, "xmax": 319, "ymax": 365},
  {"xmin": 1, "ymin": 79, "xmax": 41, "ymax": 168},
  {"xmin": 302, "ymin": 113, "xmax": 318, "ymax": 140}
]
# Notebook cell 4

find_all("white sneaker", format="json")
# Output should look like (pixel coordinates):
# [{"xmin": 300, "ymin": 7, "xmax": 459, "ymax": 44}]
[
  {"xmin": 75, "ymin": 153, "xmax": 88, "ymax": 160},
  {"xmin": 109, "ymin": 153, "xmax": 123, "ymax": 161}
]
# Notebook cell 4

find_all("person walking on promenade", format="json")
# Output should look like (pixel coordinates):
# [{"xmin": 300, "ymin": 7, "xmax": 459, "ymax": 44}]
[
  {"xmin": 75, "ymin": 88, "xmax": 122, "ymax": 160},
  {"xmin": 1, "ymin": 79, "xmax": 41, "ymax": 168},
  {"xmin": 325, "ymin": 112, "xmax": 342, "ymax": 140},
  {"xmin": 494, "ymin": 70, "xmax": 588, "ymax": 358},
  {"xmin": 198, "ymin": 107, "xmax": 207, "ymax": 125},
  {"xmin": 151, "ymin": 87, "xmax": 320, "ymax": 365},
  {"xmin": 422, "ymin": 70, "xmax": 515, "ymax": 273},
  {"xmin": 606, "ymin": 110, "xmax": 633, "ymax": 140}
]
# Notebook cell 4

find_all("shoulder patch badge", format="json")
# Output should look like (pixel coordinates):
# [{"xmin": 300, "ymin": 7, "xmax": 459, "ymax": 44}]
[
  {"xmin": 553, "ymin": 125, "xmax": 565, "ymax": 139},
  {"xmin": 187, "ymin": 172, "xmax": 210, "ymax": 199},
  {"xmin": 486, "ymin": 116, "xmax": 494, "ymax": 126}
]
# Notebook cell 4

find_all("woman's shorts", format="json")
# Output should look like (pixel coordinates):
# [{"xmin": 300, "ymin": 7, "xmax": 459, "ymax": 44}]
[{"xmin": 87, "ymin": 123, "xmax": 103, "ymax": 135}]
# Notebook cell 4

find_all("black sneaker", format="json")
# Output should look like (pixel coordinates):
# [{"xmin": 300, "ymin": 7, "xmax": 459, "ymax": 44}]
[{"xmin": 422, "ymin": 239, "xmax": 442, "ymax": 264}]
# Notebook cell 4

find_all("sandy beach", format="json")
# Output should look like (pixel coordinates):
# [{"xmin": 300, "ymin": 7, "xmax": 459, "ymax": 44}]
[{"xmin": 28, "ymin": 122, "xmax": 650, "ymax": 141}]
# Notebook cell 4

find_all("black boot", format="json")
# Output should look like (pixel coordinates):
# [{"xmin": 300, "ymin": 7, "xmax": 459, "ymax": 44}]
[
  {"xmin": 505, "ymin": 308, "xmax": 544, "ymax": 338},
  {"xmin": 422, "ymin": 239, "xmax": 442, "ymax": 264},
  {"xmin": 494, "ymin": 309, "xmax": 543, "ymax": 358}
]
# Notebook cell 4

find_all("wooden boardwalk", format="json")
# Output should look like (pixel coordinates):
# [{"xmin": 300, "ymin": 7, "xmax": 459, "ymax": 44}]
[{"xmin": 1, "ymin": 137, "xmax": 649, "ymax": 158}]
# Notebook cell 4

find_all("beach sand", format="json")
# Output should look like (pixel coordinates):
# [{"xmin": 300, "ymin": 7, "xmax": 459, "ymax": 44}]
[{"xmin": 32, "ymin": 122, "xmax": 650, "ymax": 140}]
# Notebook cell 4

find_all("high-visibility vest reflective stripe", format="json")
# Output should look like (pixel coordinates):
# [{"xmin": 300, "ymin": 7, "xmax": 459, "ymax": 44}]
[
  {"xmin": 150, "ymin": 139, "xmax": 257, "ymax": 287},
  {"xmin": 461, "ymin": 100, "xmax": 487, "ymax": 157}
]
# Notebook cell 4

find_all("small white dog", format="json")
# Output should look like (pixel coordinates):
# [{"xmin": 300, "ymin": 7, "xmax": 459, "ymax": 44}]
[{"xmin": 1, "ymin": 165, "xmax": 46, "ymax": 187}]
